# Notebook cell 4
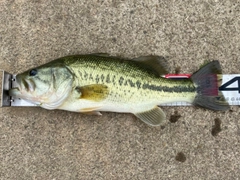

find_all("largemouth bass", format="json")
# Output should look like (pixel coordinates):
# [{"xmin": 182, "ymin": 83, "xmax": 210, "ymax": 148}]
[{"xmin": 9, "ymin": 54, "xmax": 229, "ymax": 126}]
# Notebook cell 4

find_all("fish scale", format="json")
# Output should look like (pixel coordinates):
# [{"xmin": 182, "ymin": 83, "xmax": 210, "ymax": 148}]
[{"xmin": 66, "ymin": 55, "xmax": 196, "ymax": 104}]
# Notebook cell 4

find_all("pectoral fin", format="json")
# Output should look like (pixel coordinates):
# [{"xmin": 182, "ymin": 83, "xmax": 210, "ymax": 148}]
[
  {"xmin": 134, "ymin": 106, "xmax": 166, "ymax": 126},
  {"xmin": 75, "ymin": 84, "xmax": 109, "ymax": 101}
]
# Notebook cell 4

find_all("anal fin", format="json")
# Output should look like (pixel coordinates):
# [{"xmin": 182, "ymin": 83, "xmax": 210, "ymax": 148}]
[{"xmin": 134, "ymin": 106, "xmax": 166, "ymax": 126}]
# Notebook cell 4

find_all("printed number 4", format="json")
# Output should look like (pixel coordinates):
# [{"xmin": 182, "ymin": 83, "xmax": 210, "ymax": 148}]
[{"xmin": 219, "ymin": 77, "xmax": 240, "ymax": 93}]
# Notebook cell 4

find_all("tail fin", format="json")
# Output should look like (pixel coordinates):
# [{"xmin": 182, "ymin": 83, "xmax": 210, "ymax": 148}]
[{"xmin": 191, "ymin": 60, "xmax": 229, "ymax": 111}]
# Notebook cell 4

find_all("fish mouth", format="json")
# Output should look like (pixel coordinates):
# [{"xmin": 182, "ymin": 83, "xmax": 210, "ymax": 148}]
[
  {"xmin": 9, "ymin": 87, "xmax": 20, "ymax": 97},
  {"xmin": 22, "ymin": 79, "xmax": 36, "ymax": 92},
  {"xmin": 9, "ymin": 76, "xmax": 35, "ymax": 98},
  {"xmin": 9, "ymin": 76, "xmax": 21, "ymax": 97}
]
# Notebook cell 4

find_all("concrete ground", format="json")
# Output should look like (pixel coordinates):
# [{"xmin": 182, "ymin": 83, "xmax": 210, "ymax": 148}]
[{"xmin": 0, "ymin": 0, "xmax": 240, "ymax": 179}]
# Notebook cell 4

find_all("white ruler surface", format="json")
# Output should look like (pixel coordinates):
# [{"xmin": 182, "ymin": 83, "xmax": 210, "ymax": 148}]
[{"xmin": 219, "ymin": 74, "xmax": 240, "ymax": 106}]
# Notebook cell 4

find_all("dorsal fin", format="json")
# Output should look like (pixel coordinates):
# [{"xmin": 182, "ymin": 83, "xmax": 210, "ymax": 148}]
[
  {"xmin": 133, "ymin": 56, "xmax": 169, "ymax": 76},
  {"xmin": 91, "ymin": 53, "xmax": 110, "ymax": 57}
]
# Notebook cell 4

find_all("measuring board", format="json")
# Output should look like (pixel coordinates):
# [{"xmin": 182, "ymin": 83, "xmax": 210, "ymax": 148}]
[{"xmin": 1, "ymin": 71, "xmax": 240, "ymax": 107}]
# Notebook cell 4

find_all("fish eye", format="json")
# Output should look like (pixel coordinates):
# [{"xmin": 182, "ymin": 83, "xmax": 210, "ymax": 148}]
[{"xmin": 29, "ymin": 69, "xmax": 38, "ymax": 76}]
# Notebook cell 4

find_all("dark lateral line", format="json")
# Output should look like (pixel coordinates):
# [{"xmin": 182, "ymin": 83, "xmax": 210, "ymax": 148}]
[
  {"xmin": 142, "ymin": 83, "xmax": 195, "ymax": 93},
  {"xmin": 87, "ymin": 73, "xmax": 195, "ymax": 93}
]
